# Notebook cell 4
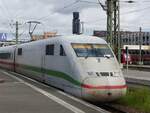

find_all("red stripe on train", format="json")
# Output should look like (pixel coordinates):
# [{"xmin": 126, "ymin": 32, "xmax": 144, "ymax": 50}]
[
  {"xmin": 82, "ymin": 84, "xmax": 127, "ymax": 89},
  {"xmin": 0, "ymin": 60, "xmax": 14, "ymax": 66}
]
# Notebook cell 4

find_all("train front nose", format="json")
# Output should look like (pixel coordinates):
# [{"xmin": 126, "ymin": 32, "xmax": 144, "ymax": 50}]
[{"xmin": 81, "ymin": 77, "xmax": 127, "ymax": 102}]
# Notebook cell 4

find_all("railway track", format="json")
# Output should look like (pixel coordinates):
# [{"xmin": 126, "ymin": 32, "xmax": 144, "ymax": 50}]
[{"xmin": 96, "ymin": 104, "xmax": 127, "ymax": 113}]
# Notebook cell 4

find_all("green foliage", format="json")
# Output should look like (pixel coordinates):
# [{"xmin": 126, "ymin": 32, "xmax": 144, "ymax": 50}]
[{"xmin": 117, "ymin": 87, "xmax": 150, "ymax": 113}]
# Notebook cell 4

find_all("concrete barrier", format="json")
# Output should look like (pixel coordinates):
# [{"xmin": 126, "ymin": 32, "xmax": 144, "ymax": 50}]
[{"xmin": 124, "ymin": 65, "xmax": 150, "ymax": 72}]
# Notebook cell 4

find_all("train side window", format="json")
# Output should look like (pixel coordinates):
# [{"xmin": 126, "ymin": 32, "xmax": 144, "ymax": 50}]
[
  {"xmin": 60, "ymin": 45, "xmax": 66, "ymax": 56},
  {"xmin": 46, "ymin": 44, "xmax": 54, "ymax": 55},
  {"xmin": 0, "ymin": 53, "xmax": 11, "ymax": 59},
  {"xmin": 18, "ymin": 48, "xmax": 22, "ymax": 55},
  {"xmin": 135, "ymin": 50, "xmax": 139, "ymax": 54},
  {"xmin": 142, "ymin": 51, "xmax": 145, "ymax": 55},
  {"xmin": 129, "ymin": 50, "xmax": 132, "ymax": 54}
]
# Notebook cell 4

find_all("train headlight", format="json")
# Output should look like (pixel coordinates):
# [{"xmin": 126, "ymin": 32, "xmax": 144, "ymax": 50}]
[{"xmin": 87, "ymin": 72, "xmax": 95, "ymax": 76}]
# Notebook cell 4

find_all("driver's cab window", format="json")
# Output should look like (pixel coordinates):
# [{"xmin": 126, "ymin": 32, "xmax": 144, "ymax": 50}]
[{"xmin": 60, "ymin": 45, "xmax": 66, "ymax": 56}]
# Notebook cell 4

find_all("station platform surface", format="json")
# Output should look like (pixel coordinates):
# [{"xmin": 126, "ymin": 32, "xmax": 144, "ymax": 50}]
[
  {"xmin": 123, "ymin": 69, "xmax": 150, "ymax": 81},
  {"xmin": 0, "ymin": 70, "xmax": 75, "ymax": 113},
  {"xmin": 0, "ymin": 69, "xmax": 108, "ymax": 113}
]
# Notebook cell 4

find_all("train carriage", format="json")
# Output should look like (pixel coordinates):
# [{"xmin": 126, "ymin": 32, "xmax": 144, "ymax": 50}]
[
  {"xmin": 122, "ymin": 45, "xmax": 150, "ymax": 65},
  {"xmin": 0, "ymin": 35, "xmax": 127, "ymax": 102},
  {"xmin": 0, "ymin": 45, "xmax": 16, "ymax": 71}
]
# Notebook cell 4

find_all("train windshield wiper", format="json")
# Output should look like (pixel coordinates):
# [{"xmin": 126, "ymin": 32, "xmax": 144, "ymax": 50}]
[
  {"xmin": 85, "ymin": 49, "xmax": 89, "ymax": 59},
  {"xmin": 104, "ymin": 54, "xmax": 111, "ymax": 59}
]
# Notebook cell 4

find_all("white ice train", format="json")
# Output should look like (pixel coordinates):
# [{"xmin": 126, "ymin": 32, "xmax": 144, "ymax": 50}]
[{"xmin": 0, "ymin": 35, "xmax": 127, "ymax": 102}]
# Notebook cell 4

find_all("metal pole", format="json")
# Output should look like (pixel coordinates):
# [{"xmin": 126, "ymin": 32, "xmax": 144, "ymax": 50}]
[
  {"xmin": 139, "ymin": 27, "xmax": 142, "ymax": 65},
  {"xmin": 117, "ymin": 0, "xmax": 121, "ymax": 64},
  {"xmin": 107, "ymin": 0, "xmax": 113, "ymax": 47},
  {"xmin": 28, "ymin": 22, "xmax": 32, "ymax": 38},
  {"xmin": 126, "ymin": 46, "xmax": 129, "ymax": 73},
  {"xmin": 27, "ymin": 21, "xmax": 41, "ymax": 41},
  {"xmin": 16, "ymin": 21, "xmax": 19, "ymax": 44},
  {"xmin": 81, "ymin": 21, "xmax": 84, "ymax": 34}
]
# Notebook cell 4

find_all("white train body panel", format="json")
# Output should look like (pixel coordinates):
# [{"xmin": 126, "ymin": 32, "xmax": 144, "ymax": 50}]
[
  {"xmin": 0, "ymin": 35, "xmax": 127, "ymax": 101},
  {"xmin": 15, "ymin": 42, "xmax": 44, "ymax": 81}
]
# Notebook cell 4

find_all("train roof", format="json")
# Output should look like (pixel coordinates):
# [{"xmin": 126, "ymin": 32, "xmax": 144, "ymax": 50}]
[
  {"xmin": 0, "ymin": 35, "xmax": 107, "ymax": 49},
  {"xmin": 0, "ymin": 45, "xmax": 16, "ymax": 51},
  {"xmin": 61, "ymin": 35, "xmax": 107, "ymax": 43},
  {"xmin": 20, "ymin": 35, "xmax": 107, "ymax": 46}
]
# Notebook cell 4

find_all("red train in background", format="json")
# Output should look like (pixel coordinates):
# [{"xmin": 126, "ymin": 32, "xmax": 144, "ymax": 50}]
[{"xmin": 121, "ymin": 45, "xmax": 150, "ymax": 65}]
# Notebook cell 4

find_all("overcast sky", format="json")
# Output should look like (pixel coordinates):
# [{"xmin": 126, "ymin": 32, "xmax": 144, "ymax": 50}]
[{"xmin": 0, "ymin": 0, "xmax": 150, "ymax": 40}]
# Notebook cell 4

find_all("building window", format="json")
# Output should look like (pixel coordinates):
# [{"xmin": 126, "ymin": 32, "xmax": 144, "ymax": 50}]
[
  {"xmin": 147, "ymin": 36, "xmax": 149, "ymax": 45},
  {"xmin": 60, "ymin": 45, "xmax": 66, "ymax": 56},
  {"xmin": 0, "ymin": 53, "xmax": 11, "ymax": 59},
  {"xmin": 18, "ymin": 48, "xmax": 22, "ymax": 55},
  {"xmin": 46, "ymin": 44, "xmax": 54, "ymax": 55}
]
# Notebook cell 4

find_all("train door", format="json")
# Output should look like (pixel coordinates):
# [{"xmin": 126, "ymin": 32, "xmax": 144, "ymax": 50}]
[
  {"xmin": 42, "ymin": 43, "xmax": 64, "ymax": 89},
  {"xmin": 41, "ymin": 44, "xmax": 55, "ymax": 85},
  {"xmin": 41, "ymin": 55, "xmax": 46, "ymax": 82},
  {"xmin": 40, "ymin": 43, "xmax": 46, "ymax": 82}
]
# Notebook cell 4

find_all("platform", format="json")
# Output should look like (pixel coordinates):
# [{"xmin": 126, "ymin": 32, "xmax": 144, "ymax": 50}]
[
  {"xmin": 0, "ymin": 69, "xmax": 109, "ymax": 113},
  {"xmin": 0, "ymin": 70, "xmax": 77, "ymax": 113},
  {"xmin": 123, "ymin": 69, "xmax": 150, "ymax": 86},
  {"xmin": 123, "ymin": 69, "xmax": 150, "ymax": 81}
]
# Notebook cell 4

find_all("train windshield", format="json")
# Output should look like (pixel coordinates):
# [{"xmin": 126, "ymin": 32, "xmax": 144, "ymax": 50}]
[{"xmin": 72, "ymin": 43, "xmax": 114, "ymax": 58}]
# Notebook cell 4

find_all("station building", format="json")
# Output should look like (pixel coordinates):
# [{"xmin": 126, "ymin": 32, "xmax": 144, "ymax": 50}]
[
  {"xmin": 93, "ymin": 30, "xmax": 150, "ymax": 46},
  {"xmin": 0, "ymin": 33, "xmax": 15, "ymax": 47},
  {"xmin": 32, "ymin": 32, "xmax": 57, "ymax": 41}
]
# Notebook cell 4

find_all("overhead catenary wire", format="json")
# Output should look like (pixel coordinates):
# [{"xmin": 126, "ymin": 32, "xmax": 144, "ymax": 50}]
[
  {"xmin": 79, "ymin": 0, "xmax": 99, "ymax": 4},
  {"xmin": 2, "ymin": 0, "xmax": 149, "ymax": 24},
  {"xmin": 121, "ymin": 6, "xmax": 150, "ymax": 15},
  {"xmin": 1, "ymin": 0, "xmax": 150, "ymax": 36},
  {"xmin": 36, "ymin": 0, "xmax": 106, "ymax": 23},
  {"xmin": 0, "ymin": 3, "xmax": 11, "ymax": 21},
  {"xmin": 18, "ymin": 23, "xmax": 28, "ymax": 37},
  {"xmin": 8, "ymin": 21, "xmax": 28, "ymax": 38},
  {"xmin": 37, "ymin": 0, "xmax": 81, "ymax": 21},
  {"xmin": 80, "ymin": 1, "xmax": 150, "ymax": 24},
  {"xmin": 120, "ymin": 0, "xmax": 150, "ymax": 3},
  {"xmin": 0, "ymin": 0, "xmax": 13, "ymax": 19},
  {"xmin": 80, "ymin": 0, "xmax": 150, "ymax": 4},
  {"xmin": 36, "ymin": 0, "xmax": 150, "ymax": 33}
]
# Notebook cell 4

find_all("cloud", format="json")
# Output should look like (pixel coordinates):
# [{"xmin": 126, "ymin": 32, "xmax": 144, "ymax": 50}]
[
  {"xmin": 0, "ymin": 0, "xmax": 149, "ymax": 38},
  {"xmin": 120, "ymin": 0, "xmax": 150, "ymax": 31}
]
